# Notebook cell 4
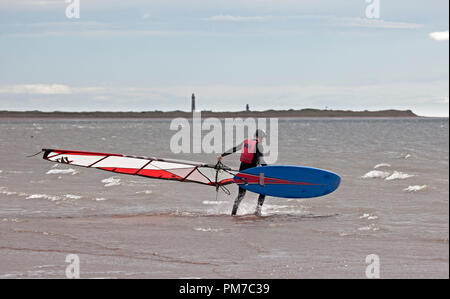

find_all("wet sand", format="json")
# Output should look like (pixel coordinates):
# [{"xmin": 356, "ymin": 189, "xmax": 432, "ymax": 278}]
[{"xmin": 1, "ymin": 212, "xmax": 448, "ymax": 279}]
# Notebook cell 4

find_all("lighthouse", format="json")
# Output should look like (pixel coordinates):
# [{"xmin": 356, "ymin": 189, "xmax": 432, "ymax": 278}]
[{"xmin": 191, "ymin": 93, "xmax": 196, "ymax": 112}]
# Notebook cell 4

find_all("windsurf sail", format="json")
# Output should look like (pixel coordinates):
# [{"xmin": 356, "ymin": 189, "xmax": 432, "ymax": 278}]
[{"xmin": 42, "ymin": 149, "xmax": 236, "ymax": 187}]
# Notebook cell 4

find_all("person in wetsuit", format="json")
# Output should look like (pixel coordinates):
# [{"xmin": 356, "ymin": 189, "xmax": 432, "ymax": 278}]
[{"xmin": 218, "ymin": 129, "xmax": 267, "ymax": 216}]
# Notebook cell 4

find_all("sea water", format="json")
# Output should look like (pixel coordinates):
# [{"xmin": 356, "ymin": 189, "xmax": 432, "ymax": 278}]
[{"xmin": 0, "ymin": 117, "xmax": 448, "ymax": 278}]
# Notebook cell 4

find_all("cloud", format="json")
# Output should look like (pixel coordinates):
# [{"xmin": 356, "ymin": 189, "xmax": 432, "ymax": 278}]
[
  {"xmin": 341, "ymin": 18, "xmax": 423, "ymax": 29},
  {"xmin": 3, "ymin": 29, "xmax": 211, "ymax": 38},
  {"xmin": 437, "ymin": 96, "xmax": 449, "ymax": 104},
  {"xmin": 1, "ymin": 13, "xmax": 425, "ymax": 39},
  {"xmin": 205, "ymin": 15, "xmax": 273, "ymax": 22},
  {"xmin": 205, "ymin": 14, "xmax": 424, "ymax": 29},
  {"xmin": 1, "ymin": 20, "xmax": 213, "ymax": 38},
  {"xmin": 12, "ymin": 0, "xmax": 61, "ymax": 6},
  {"xmin": 429, "ymin": 31, "xmax": 449, "ymax": 41},
  {"xmin": 0, "ymin": 0, "xmax": 63, "ymax": 9},
  {"xmin": 0, "ymin": 84, "xmax": 72, "ymax": 95}
]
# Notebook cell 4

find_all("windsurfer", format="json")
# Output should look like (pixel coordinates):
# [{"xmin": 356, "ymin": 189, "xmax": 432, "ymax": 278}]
[{"xmin": 218, "ymin": 129, "xmax": 267, "ymax": 216}]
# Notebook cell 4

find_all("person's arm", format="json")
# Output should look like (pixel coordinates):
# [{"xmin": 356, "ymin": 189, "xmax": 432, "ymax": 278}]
[
  {"xmin": 218, "ymin": 141, "xmax": 244, "ymax": 160},
  {"xmin": 256, "ymin": 142, "xmax": 267, "ymax": 166}
]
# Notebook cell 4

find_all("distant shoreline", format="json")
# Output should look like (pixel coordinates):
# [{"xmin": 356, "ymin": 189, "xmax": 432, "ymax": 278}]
[{"xmin": 0, "ymin": 109, "xmax": 421, "ymax": 119}]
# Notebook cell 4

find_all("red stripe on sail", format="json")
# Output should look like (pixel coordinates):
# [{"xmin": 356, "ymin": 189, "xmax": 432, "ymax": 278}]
[
  {"xmin": 113, "ymin": 168, "xmax": 140, "ymax": 174},
  {"xmin": 137, "ymin": 169, "xmax": 183, "ymax": 180}
]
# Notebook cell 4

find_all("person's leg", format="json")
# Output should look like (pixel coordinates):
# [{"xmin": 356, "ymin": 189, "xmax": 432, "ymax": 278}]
[
  {"xmin": 232, "ymin": 187, "xmax": 246, "ymax": 216},
  {"xmin": 255, "ymin": 194, "xmax": 266, "ymax": 216}
]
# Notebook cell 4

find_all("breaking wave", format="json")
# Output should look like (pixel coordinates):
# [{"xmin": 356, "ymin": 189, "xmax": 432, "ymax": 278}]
[
  {"xmin": 26, "ymin": 194, "xmax": 61, "ymax": 201},
  {"xmin": 0, "ymin": 187, "xmax": 19, "ymax": 196},
  {"xmin": 102, "ymin": 177, "xmax": 121, "ymax": 187},
  {"xmin": 136, "ymin": 190, "xmax": 153, "ymax": 195},
  {"xmin": 202, "ymin": 200, "xmax": 228, "ymax": 205},
  {"xmin": 95, "ymin": 197, "xmax": 107, "ymax": 201},
  {"xmin": 362, "ymin": 170, "xmax": 414, "ymax": 181},
  {"xmin": 357, "ymin": 223, "xmax": 380, "ymax": 231},
  {"xmin": 359, "ymin": 213, "xmax": 378, "ymax": 220},
  {"xmin": 403, "ymin": 185, "xmax": 428, "ymax": 192},
  {"xmin": 361, "ymin": 170, "xmax": 390, "ymax": 179},
  {"xmin": 385, "ymin": 171, "xmax": 414, "ymax": 181},
  {"xmin": 194, "ymin": 227, "xmax": 223, "ymax": 233},
  {"xmin": 65, "ymin": 194, "xmax": 82, "ymax": 199},
  {"xmin": 46, "ymin": 169, "xmax": 78, "ymax": 175},
  {"xmin": 374, "ymin": 163, "xmax": 391, "ymax": 169}
]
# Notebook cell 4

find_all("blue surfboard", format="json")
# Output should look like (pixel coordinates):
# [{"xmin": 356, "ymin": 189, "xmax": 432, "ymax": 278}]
[{"xmin": 233, "ymin": 165, "xmax": 341, "ymax": 198}]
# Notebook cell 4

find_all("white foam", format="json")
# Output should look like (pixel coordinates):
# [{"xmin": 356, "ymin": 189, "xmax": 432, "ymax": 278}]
[
  {"xmin": 202, "ymin": 200, "xmax": 228, "ymax": 205},
  {"xmin": 403, "ymin": 185, "xmax": 428, "ymax": 192},
  {"xmin": 1, "ymin": 187, "xmax": 28, "ymax": 198},
  {"xmin": 32, "ymin": 123, "xmax": 43, "ymax": 130},
  {"xmin": 359, "ymin": 213, "xmax": 378, "ymax": 220},
  {"xmin": 0, "ymin": 188, "xmax": 17, "ymax": 196},
  {"xmin": 194, "ymin": 227, "xmax": 223, "ymax": 232},
  {"xmin": 0, "ymin": 170, "xmax": 3, "ymax": 174},
  {"xmin": 262, "ymin": 204, "xmax": 303, "ymax": 216},
  {"xmin": 359, "ymin": 213, "xmax": 370, "ymax": 219},
  {"xmin": 94, "ymin": 197, "xmax": 107, "ymax": 201},
  {"xmin": 358, "ymin": 224, "xmax": 379, "ymax": 231},
  {"xmin": 385, "ymin": 171, "xmax": 414, "ymax": 181},
  {"xmin": 26, "ymin": 194, "xmax": 61, "ymax": 201},
  {"xmin": 374, "ymin": 163, "xmax": 391, "ymax": 169},
  {"xmin": 264, "ymin": 204, "xmax": 294, "ymax": 210},
  {"xmin": 361, "ymin": 170, "xmax": 390, "ymax": 179},
  {"xmin": 46, "ymin": 169, "xmax": 78, "ymax": 175},
  {"xmin": 339, "ymin": 232, "xmax": 352, "ymax": 237},
  {"xmin": 136, "ymin": 190, "xmax": 153, "ymax": 195},
  {"xmin": 101, "ymin": 177, "xmax": 121, "ymax": 187},
  {"xmin": 65, "ymin": 194, "xmax": 82, "ymax": 199}
]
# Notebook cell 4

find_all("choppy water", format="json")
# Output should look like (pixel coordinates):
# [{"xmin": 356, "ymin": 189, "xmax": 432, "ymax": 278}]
[{"xmin": 0, "ymin": 117, "xmax": 448, "ymax": 278}]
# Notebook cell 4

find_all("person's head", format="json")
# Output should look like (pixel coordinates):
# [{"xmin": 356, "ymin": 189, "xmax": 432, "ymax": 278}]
[{"xmin": 254, "ymin": 129, "xmax": 266, "ymax": 142}]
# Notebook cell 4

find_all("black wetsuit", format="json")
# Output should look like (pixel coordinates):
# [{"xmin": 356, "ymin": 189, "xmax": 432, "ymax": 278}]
[{"xmin": 221, "ymin": 140, "xmax": 266, "ymax": 216}]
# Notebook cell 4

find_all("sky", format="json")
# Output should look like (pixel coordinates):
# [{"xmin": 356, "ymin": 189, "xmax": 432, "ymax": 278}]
[{"xmin": 0, "ymin": 0, "xmax": 448, "ymax": 116}]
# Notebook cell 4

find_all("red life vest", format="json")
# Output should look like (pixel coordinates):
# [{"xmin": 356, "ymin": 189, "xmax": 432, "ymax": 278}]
[{"xmin": 240, "ymin": 139, "xmax": 257, "ymax": 164}]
